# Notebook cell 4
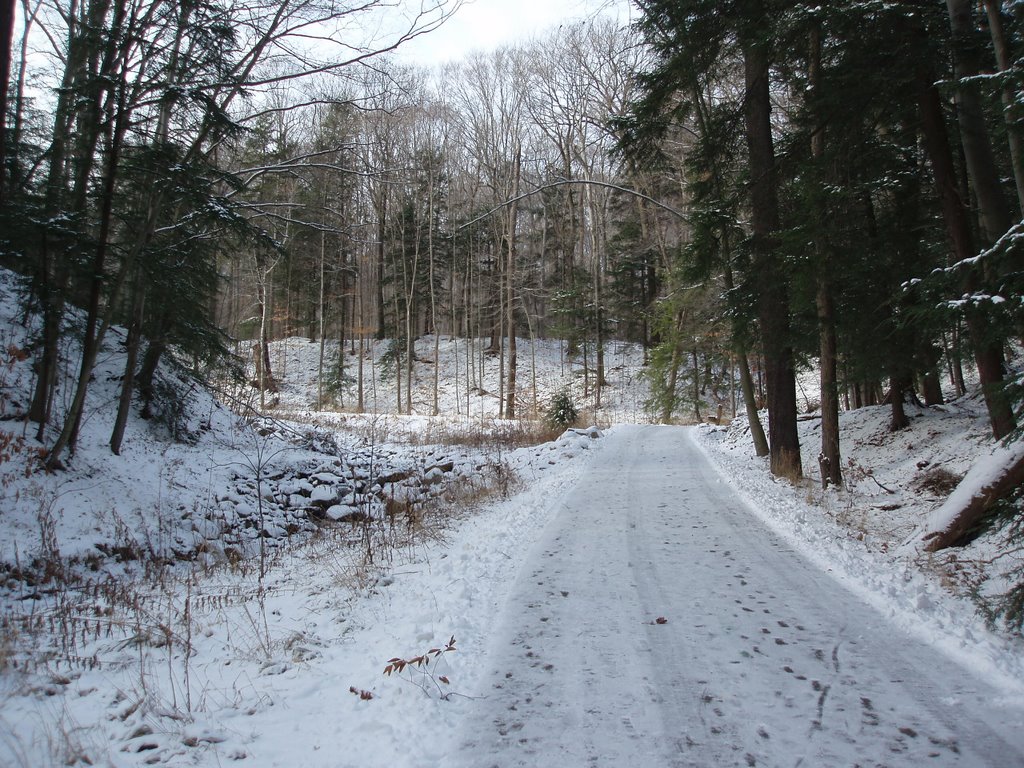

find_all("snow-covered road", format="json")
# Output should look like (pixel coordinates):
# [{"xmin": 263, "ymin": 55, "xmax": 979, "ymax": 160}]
[{"xmin": 446, "ymin": 425, "xmax": 1024, "ymax": 767}]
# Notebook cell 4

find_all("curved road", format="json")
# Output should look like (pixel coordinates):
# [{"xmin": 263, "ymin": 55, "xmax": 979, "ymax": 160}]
[{"xmin": 447, "ymin": 425, "xmax": 1024, "ymax": 767}]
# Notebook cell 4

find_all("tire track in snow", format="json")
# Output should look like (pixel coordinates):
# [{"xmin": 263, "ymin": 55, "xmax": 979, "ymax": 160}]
[{"xmin": 444, "ymin": 425, "xmax": 1024, "ymax": 767}]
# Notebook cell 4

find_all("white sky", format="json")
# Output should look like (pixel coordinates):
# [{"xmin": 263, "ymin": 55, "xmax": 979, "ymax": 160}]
[{"xmin": 394, "ymin": 0, "xmax": 635, "ymax": 66}]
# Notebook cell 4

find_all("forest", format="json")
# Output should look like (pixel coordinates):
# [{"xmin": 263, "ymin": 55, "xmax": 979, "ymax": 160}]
[{"xmin": 0, "ymin": 0, "xmax": 1021, "ymax": 498}]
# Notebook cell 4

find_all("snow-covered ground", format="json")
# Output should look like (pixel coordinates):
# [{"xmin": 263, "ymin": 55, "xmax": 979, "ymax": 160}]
[
  {"xmin": 251, "ymin": 333, "xmax": 652, "ymax": 425},
  {"xmin": 1, "ymin": 264, "xmax": 1022, "ymax": 766},
  {"xmin": 449, "ymin": 426, "xmax": 1024, "ymax": 766},
  {"xmin": 0, "ymin": 424, "xmax": 609, "ymax": 767}
]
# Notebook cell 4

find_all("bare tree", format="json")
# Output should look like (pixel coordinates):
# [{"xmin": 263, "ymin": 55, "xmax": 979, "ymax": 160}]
[
  {"xmin": 450, "ymin": 48, "xmax": 529, "ymax": 418},
  {"xmin": 18, "ymin": 0, "xmax": 461, "ymax": 464}
]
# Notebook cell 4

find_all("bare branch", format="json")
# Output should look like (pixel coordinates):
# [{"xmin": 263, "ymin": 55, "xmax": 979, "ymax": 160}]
[{"xmin": 455, "ymin": 178, "xmax": 687, "ymax": 232}]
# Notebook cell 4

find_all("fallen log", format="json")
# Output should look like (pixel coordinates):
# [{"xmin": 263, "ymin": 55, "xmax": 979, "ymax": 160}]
[{"xmin": 908, "ymin": 439, "xmax": 1024, "ymax": 552}]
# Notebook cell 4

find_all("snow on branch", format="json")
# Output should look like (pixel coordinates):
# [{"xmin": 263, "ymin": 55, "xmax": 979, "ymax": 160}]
[{"xmin": 940, "ymin": 219, "xmax": 1024, "ymax": 275}]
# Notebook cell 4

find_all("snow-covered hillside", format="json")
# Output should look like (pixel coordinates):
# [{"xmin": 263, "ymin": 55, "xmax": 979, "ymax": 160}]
[
  {"xmin": 0, "ymin": 266, "xmax": 628, "ymax": 766},
  {"xmin": 249, "ymin": 333, "xmax": 653, "ymax": 425}
]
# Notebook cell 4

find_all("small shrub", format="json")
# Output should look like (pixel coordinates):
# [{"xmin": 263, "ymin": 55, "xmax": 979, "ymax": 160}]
[
  {"xmin": 544, "ymin": 389, "xmax": 578, "ymax": 430},
  {"xmin": 914, "ymin": 467, "xmax": 962, "ymax": 496},
  {"xmin": 384, "ymin": 635, "xmax": 457, "ymax": 699},
  {"xmin": 145, "ymin": 374, "xmax": 199, "ymax": 443}
]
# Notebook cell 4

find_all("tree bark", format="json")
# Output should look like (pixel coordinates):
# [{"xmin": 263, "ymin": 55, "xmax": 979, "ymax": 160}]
[
  {"xmin": 29, "ymin": 0, "xmax": 99, "ymax": 436},
  {"xmin": 947, "ymin": 0, "xmax": 1014, "ymax": 244},
  {"xmin": 809, "ymin": 24, "xmax": 841, "ymax": 489},
  {"xmin": 950, "ymin": 325, "xmax": 967, "ymax": 396},
  {"xmin": 742, "ymin": 25, "xmax": 802, "ymax": 478},
  {"xmin": 691, "ymin": 348, "xmax": 703, "ymax": 422},
  {"xmin": 920, "ymin": 343, "xmax": 945, "ymax": 406},
  {"xmin": 888, "ymin": 374, "xmax": 910, "ymax": 432},
  {"xmin": 504, "ymin": 148, "xmax": 521, "ymax": 420},
  {"xmin": 137, "ymin": 335, "xmax": 166, "ymax": 416},
  {"xmin": 722, "ymin": 262, "xmax": 769, "ymax": 457},
  {"xmin": 817, "ymin": 280, "xmax": 842, "ymax": 485},
  {"xmin": 317, "ymin": 229, "xmax": 327, "ymax": 411},
  {"xmin": 914, "ymin": 42, "xmax": 1016, "ymax": 440},
  {"xmin": 429, "ymin": 166, "xmax": 440, "ymax": 417},
  {"xmin": 255, "ymin": 262, "xmax": 278, "ymax": 404},
  {"xmin": 687, "ymin": 69, "xmax": 769, "ymax": 457},
  {"xmin": 375, "ymin": 184, "xmax": 388, "ymax": 340},
  {"xmin": 982, "ymin": 0, "xmax": 1024, "ymax": 216},
  {"xmin": 945, "ymin": 0, "xmax": 1016, "ymax": 440},
  {"xmin": 737, "ymin": 352, "xmax": 769, "ymax": 456},
  {"xmin": 662, "ymin": 311, "xmax": 684, "ymax": 424},
  {"xmin": 110, "ymin": 268, "xmax": 146, "ymax": 455},
  {"xmin": 47, "ymin": 5, "xmax": 135, "ymax": 465}
]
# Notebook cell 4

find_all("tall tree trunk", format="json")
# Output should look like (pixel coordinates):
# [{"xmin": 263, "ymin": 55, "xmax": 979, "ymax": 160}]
[
  {"xmin": 255, "ymin": 262, "xmax": 277, "ymax": 407},
  {"xmin": 47, "ymin": 22, "xmax": 134, "ymax": 465},
  {"xmin": 583, "ymin": 177, "xmax": 606, "ymax": 403},
  {"xmin": 110, "ymin": 268, "xmax": 146, "ymax": 455},
  {"xmin": 357, "ymin": 266, "xmax": 365, "ymax": 413},
  {"xmin": 945, "ymin": 0, "xmax": 1017, "ymax": 440},
  {"xmin": 950, "ymin": 325, "xmax": 967, "ymax": 396},
  {"xmin": 915, "ymin": 47, "xmax": 1017, "ymax": 440},
  {"xmin": 742, "ymin": 25, "xmax": 802, "ymax": 478},
  {"xmin": 136, "ymin": 334, "xmax": 165, "ymax": 417},
  {"xmin": 737, "ymin": 353, "xmax": 768, "ymax": 454},
  {"xmin": 982, "ymin": 0, "xmax": 1024, "ymax": 216},
  {"xmin": 504, "ymin": 149, "xmax": 521, "ymax": 420},
  {"xmin": 375, "ymin": 185, "xmax": 387, "ymax": 340},
  {"xmin": 391, "ymin": 279, "xmax": 402, "ymax": 414},
  {"xmin": 687, "ymin": 70, "xmax": 769, "ymax": 457},
  {"xmin": 691, "ymin": 348, "xmax": 703, "ymax": 422},
  {"xmin": 0, "ymin": 0, "xmax": 15, "ymax": 202},
  {"xmin": 47, "ymin": 0, "xmax": 194, "ymax": 464},
  {"xmin": 403, "ymin": 217, "xmax": 420, "ymax": 416},
  {"xmin": 661, "ymin": 310, "xmax": 685, "ymax": 423},
  {"xmin": 429, "ymin": 167, "xmax": 440, "ymax": 417},
  {"xmin": 723, "ymin": 261, "xmax": 769, "ymax": 457},
  {"xmin": 317, "ymin": 229, "xmax": 327, "ymax": 410},
  {"xmin": 948, "ymin": 0, "xmax": 1014, "ymax": 243},
  {"xmin": 809, "ymin": 25, "xmax": 842, "ymax": 489},
  {"xmin": 817, "ymin": 280, "xmax": 842, "ymax": 486},
  {"xmin": 29, "ymin": 0, "xmax": 95, "ymax": 436},
  {"xmin": 889, "ymin": 374, "xmax": 910, "ymax": 432},
  {"xmin": 921, "ymin": 343, "xmax": 945, "ymax": 406}
]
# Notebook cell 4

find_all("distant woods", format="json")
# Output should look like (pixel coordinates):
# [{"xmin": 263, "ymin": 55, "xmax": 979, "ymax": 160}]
[{"xmin": 0, "ymin": 0, "xmax": 1021, "ymax": 477}]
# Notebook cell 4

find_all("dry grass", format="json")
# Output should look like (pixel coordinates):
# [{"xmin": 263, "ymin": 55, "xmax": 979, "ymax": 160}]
[
  {"xmin": 272, "ymin": 410, "xmax": 566, "ymax": 450},
  {"xmin": 914, "ymin": 467, "xmax": 963, "ymax": 497}
]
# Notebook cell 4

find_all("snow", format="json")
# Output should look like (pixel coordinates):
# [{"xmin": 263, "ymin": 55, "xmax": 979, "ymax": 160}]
[
  {"xmin": 1, "ymin": 264, "xmax": 1023, "ymax": 766},
  {"xmin": 909, "ymin": 438, "xmax": 1024, "ymax": 549},
  {"xmin": 694, "ymin": 425, "xmax": 1024, "ymax": 701},
  {"xmin": 448, "ymin": 426, "xmax": 1024, "ymax": 766}
]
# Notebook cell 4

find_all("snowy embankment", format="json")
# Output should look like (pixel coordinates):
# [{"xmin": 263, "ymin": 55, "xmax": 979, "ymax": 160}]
[
  {"xmin": 0, "ymin": 261, "xmax": 635, "ymax": 765},
  {"xmin": 0, "ymin": 424, "xmax": 609, "ymax": 766},
  {"xmin": 695, "ymin": 412, "xmax": 1024, "ymax": 697}
]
